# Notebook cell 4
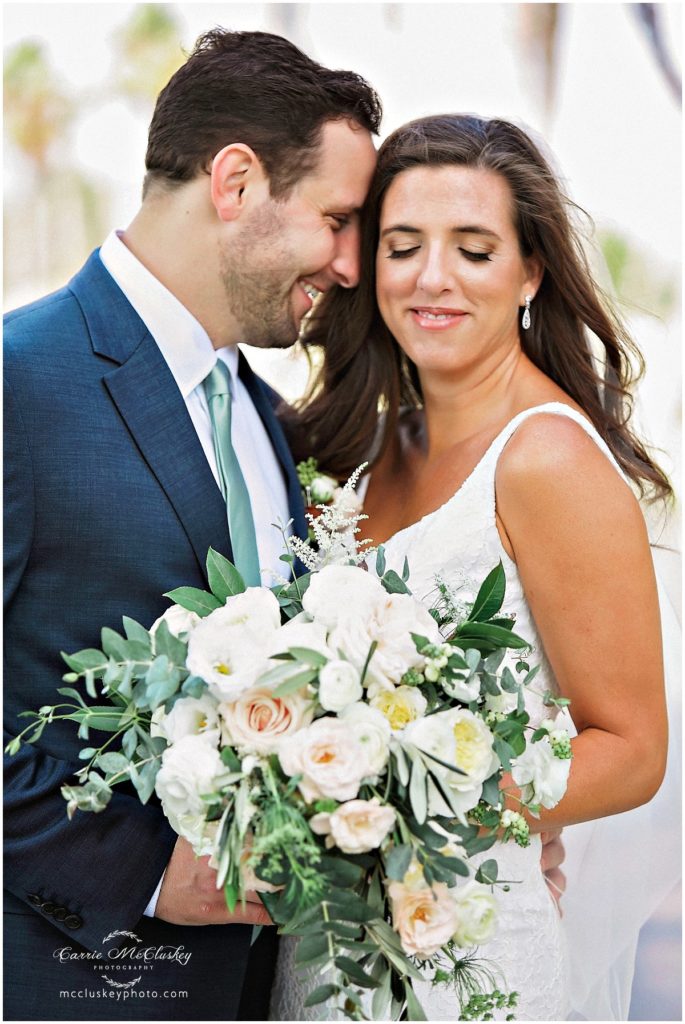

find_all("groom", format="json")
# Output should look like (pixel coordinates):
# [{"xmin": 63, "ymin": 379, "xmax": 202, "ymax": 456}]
[{"xmin": 4, "ymin": 29, "xmax": 379, "ymax": 1021}]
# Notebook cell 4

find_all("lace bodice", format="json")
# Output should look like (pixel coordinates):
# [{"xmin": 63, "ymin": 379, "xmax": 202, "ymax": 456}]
[{"xmin": 271, "ymin": 404, "xmax": 630, "ymax": 1021}]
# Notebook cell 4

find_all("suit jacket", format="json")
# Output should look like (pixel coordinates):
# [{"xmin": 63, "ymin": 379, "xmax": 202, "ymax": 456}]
[{"xmin": 3, "ymin": 250, "xmax": 308, "ymax": 1020}]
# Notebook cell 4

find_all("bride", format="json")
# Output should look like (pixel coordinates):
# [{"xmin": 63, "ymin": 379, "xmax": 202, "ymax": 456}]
[{"xmin": 275, "ymin": 114, "xmax": 675, "ymax": 1020}]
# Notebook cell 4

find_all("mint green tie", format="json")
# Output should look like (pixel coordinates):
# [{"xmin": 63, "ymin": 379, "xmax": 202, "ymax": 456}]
[{"xmin": 203, "ymin": 361, "xmax": 261, "ymax": 587}]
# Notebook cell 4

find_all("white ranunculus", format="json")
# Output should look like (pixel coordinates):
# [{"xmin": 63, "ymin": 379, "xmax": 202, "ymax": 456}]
[
  {"xmin": 483, "ymin": 688, "xmax": 519, "ymax": 716},
  {"xmin": 388, "ymin": 879, "xmax": 459, "ymax": 959},
  {"xmin": 370, "ymin": 685, "xmax": 427, "ymax": 732},
  {"xmin": 186, "ymin": 589, "xmax": 280, "ymax": 702},
  {"xmin": 218, "ymin": 683, "xmax": 314, "ymax": 756},
  {"xmin": 339, "ymin": 702, "xmax": 391, "ymax": 776},
  {"xmin": 267, "ymin": 612, "xmax": 333, "ymax": 660},
  {"xmin": 155, "ymin": 733, "xmax": 223, "ymax": 824},
  {"xmin": 278, "ymin": 717, "xmax": 372, "ymax": 803},
  {"xmin": 327, "ymin": 798, "xmax": 396, "ymax": 854},
  {"xmin": 330, "ymin": 591, "xmax": 441, "ymax": 691},
  {"xmin": 150, "ymin": 604, "xmax": 200, "ymax": 642},
  {"xmin": 403, "ymin": 707, "xmax": 499, "ymax": 817},
  {"xmin": 452, "ymin": 881, "xmax": 498, "ymax": 947},
  {"xmin": 302, "ymin": 565, "xmax": 383, "ymax": 630},
  {"xmin": 150, "ymin": 694, "xmax": 220, "ymax": 745},
  {"xmin": 309, "ymin": 474, "xmax": 338, "ymax": 505},
  {"xmin": 446, "ymin": 673, "xmax": 482, "ymax": 704},
  {"xmin": 512, "ymin": 736, "xmax": 571, "ymax": 809},
  {"xmin": 318, "ymin": 660, "xmax": 363, "ymax": 712}
]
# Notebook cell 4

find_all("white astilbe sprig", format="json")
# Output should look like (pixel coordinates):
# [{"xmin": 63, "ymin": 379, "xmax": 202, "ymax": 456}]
[{"xmin": 289, "ymin": 463, "xmax": 376, "ymax": 571}]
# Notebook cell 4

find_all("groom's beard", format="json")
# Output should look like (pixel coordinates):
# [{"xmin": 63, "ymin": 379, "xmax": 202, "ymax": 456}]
[{"xmin": 220, "ymin": 205, "xmax": 302, "ymax": 350}]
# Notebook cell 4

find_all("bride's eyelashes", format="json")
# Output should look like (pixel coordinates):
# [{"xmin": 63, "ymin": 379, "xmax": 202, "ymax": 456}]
[{"xmin": 384, "ymin": 246, "xmax": 493, "ymax": 261}]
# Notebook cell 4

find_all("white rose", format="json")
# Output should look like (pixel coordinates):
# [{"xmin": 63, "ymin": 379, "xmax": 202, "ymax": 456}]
[
  {"xmin": 387, "ymin": 879, "xmax": 459, "ymax": 958},
  {"xmin": 446, "ymin": 674, "xmax": 482, "ymax": 704},
  {"xmin": 370, "ymin": 685, "xmax": 427, "ymax": 732},
  {"xmin": 169, "ymin": 814, "xmax": 219, "ymax": 858},
  {"xmin": 150, "ymin": 604, "xmax": 200, "ymax": 642},
  {"xmin": 267, "ymin": 612, "xmax": 333, "ymax": 660},
  {"xmin": 278, "ymin": 717, "xmax": 372, "ymax": 803},
  {"xmin": 328, "ymin": 798, "xmax": 396, "ymax": 854},
  {"xmin": 318, "ymin": 660, "xmax": 363, "ymax": 712},
  {"xmin": 186, "ymin": 588, "xmax": 280, "ymax": 702},
  {"xmin": 339, "ymin": 702, "xmax": 391, "ymax": 776},
  {"xmin": 330, "ymin": 592, "xmax": 441, "ymax": 691},
  {"xmin": 512, "ymin": 736, "xmax": 570, "ymax": 809},
  {"xmin": 219, "ymin": 683, "xmax": 314, "ymax": 756},
  {"xmin": 155, "ymin": 733, "xmax": 223, "ymax": 823},
  {"xmin": 150, "ymin": 694, "xmax": 221, "ymax": 745},
  {"xmin": 452, "ymin": 881, "xmax": 498, "ymax": 946},
  {"xmin": 404, "ymin": 707, "xmax": 499, "ymax": 817},
  {"xmin": 309, "ymin": 473, "xmax": 338, "ymax": 505},
  {"xmin": 302, "ymin": 565, "xmax": 383, "ymax": 630}
]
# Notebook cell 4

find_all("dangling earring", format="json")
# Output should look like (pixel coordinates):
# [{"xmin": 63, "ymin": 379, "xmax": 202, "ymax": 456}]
[{"xmin": 521, "ymin": 295, "xmax": 532, "ymax": 330}]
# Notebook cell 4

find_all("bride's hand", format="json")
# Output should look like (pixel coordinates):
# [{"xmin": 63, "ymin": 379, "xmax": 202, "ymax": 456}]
[
  {"xmin": 155, "ymin": 836, "xmax": 274, "ymax": 927},
  {"xmin": 540, "ymin": 828, "xmax": 566, "ymax": 914}
]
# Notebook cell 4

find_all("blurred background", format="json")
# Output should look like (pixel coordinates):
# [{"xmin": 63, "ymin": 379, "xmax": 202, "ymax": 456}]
[{"xmin": 3, "ymin": 3, "xmax": 681, "ymax": 1018}]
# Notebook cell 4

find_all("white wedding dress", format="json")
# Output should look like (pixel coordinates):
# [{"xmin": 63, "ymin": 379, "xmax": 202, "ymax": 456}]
[{"xmin": 270, "ymin": 403, "xmax": 680, "ymax": 1021}]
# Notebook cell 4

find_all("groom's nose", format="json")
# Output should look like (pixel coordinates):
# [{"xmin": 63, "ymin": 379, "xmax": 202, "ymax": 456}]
[{"xmin": 329, "ymin": 219, "xmax": 362, "ymax": 289}]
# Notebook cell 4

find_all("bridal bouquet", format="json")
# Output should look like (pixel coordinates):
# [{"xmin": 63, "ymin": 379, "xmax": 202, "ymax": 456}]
[{"xmin": 8, "ymin": 470, "xmax": 572, "ymax": 1021}]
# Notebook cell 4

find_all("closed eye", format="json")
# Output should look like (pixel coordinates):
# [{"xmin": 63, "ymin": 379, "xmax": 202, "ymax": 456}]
[
  {"xmin": 460, "ymin": 248, "xmax": 491, "ymax": 262},
  {"xmin": 386, "ymin": 247, "xmax": 419, "ymax": 259}
]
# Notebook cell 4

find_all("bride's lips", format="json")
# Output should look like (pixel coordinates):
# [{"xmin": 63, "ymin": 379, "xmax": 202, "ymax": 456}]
[{"xmin": 410, "ymin": 306, "xmax": 469, "ymax": 330}]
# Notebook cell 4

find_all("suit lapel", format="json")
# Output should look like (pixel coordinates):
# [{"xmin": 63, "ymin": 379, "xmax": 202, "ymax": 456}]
[{"xmin": 69, "ymin": 252, "xmax": 232, "ymax": 582}]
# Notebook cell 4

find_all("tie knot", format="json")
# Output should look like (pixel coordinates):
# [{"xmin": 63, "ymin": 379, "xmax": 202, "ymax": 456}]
[{"xmin": 203, "ymin": 360, "xmax": 232, "ymax": 401}]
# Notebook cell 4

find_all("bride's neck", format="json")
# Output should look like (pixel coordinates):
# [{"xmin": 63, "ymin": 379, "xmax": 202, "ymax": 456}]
[{"xmin": 417, "ymin": 346, "xmax": 530, "ymax": 460}]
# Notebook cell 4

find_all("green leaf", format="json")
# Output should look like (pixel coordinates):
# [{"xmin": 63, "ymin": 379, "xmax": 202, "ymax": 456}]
[
  {"xmin": 283, "ymin": 646, "xmax": 328, "ymax": 667},
  {"xmin": 371, "ymin": 965, "xmax": 392, "ymax": 1020},
  {"xmin": 295, "ymin": 932, "xmax": 330, "ymax": 963},
  {"xmin": 122, "ymin": 616, "xmax": 152, "ymax": 645},
  {"xmin": 475, "ymin": 858, "xmax": 498, "ymax": 885},
  {"xmin": 64, "ymin": 707, "xmax": 124, "ymax": 732},
  {"xmin": 321, "ymin": 921, "xmax": 362, "ymax": 940},
  {"xmin": 359, "ymin": 640, "xmax": 377, "ymax": 688},
  {"xmin": 182, "ymin": 675, "xmax": 208, "ymax": 699},
  {"xmin": 375, "ymin": 545, "xmax": 386, "ymax": 578},
  {"xmin": 60, "ymin": 649, "xmax": 108, "ymax": 675},
  {"xmin": 481, "ymin": 773, "xmax": 502, "ymax": 807},
  {"xmin": 101, "ymin": 627, "xmax": 129, "ymax": 662},
  {"xmin": 328, "ymin": 891, "xmax": 378, "ymax": 923},
  {"xmin": 56, "ymin": 686, "xmax": 88, "ymax": 707},
  {"xmin": 392, "ymin": 744, "xmax": 410, "ymax": 787},
  {"xmin": 320, "ymin": 855, "xmax": 363, "ymax": 888},
  {"xmin": 467, "ymin": 562, "xmax": 506, "ymax": 622},
  {"xmin": 303, "ymin": 984, "xmax": 339, "ymax": 1008},
  {"xmin": 380, "ymin": 570, "xmax": 410, "ymax": 595},
  {"xmin": 334, "ymin": 956, "xmax": 380, "ymax": 989},
  {"xmin": 163, "ymin": 586, "xmax": 221, "ymax": 617},
  {"xmin": 206, "ymin": 547, "xmax": 246, "ymax": 601},
  {"xmin": 419, "ymin": 747, "xmax": 467, "ymax": 777},
  {"xmin": 404, "ymin": 980, "xmax": 428, "ymax": 1020},
  {"xmin": 272, "ymin": 668, "xmax": 318, "ymax": 697},
  {"xmin": 384, "ymin": 844, "xmax": 412, "ymax": 881},
  {"xmin": 96, "ymin": 751, "xmax": 130, "ymax": 776},
  {"xmin": 78, "ymin": 747, "xmax": 97, "ymax": 760},
  {"xmin": 401, "ymin": 556, "xmax": 410, "ymax": 582},
  {"xmin": 122, "ymin": 727, "xmax": 138, "ymax": 760},
  {"xmin": 152, "ymin": 620, "xmax": 188, "ymax": 666},
  {"xmin": 454, "ymin": 622, "xmax": 529, "ymax": 653}
]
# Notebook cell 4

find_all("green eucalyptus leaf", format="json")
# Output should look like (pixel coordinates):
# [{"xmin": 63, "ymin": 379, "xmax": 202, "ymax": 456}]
[
  {"xmin": 96, "ymin": 751, "xmax": 130, "ymax": 776},
  {"xmin": 384, "ymin": 844, "xmax": 412, "ymax": 881},
  {"xmin": 122, "ymin": 616, "xmax": 152, "ymax": 645},
  {"xmin": 206, "ymin": 547, "xmax": 246, "ymax": 601},
  {"xmin": 375, "ymin": 545, "xmax": 386, "ymax": 578},
  {"xmin": 475, "ymin": 858, "xmax": 499, "ymax": 885},
  {"xmin": 101, "ymin": 627, "xmax": 129, "ymax": 662},
  {"xmin": 380, "ymin": 570, "xmax": 410, "ymax": 595},
  {"xmin": 163, "ymin": 587, "xmax": 221, "ymax": 617},
  {"xmin": 60, "ymin": 648, "xmax": 108, "ymax": 675}
]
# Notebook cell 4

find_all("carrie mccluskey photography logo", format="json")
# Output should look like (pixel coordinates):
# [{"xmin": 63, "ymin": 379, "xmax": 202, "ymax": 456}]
[{"xmin": 53, "ymin": 929, "xmax": 191, "ymax": 999}]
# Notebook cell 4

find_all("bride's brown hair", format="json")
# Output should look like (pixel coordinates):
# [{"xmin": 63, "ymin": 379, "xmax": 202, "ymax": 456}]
[{"xmin": 283, "ymin": 113, "xmax": 672, "ymax": 502}]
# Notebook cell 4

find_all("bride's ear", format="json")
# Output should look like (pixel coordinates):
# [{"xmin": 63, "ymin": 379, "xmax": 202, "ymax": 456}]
[
  {"xmin": 209, "ymin": 144, "xmax": 269, "ymax": 223},
  {"xmin": 522, "ymin": 255, "xmax": 544, "ymax": 300}
]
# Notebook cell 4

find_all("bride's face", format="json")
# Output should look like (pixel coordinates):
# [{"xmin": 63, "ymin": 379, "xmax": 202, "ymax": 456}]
[{"xmin": 375, "ymin": 164, "xmax": 541, "ymax": 379}]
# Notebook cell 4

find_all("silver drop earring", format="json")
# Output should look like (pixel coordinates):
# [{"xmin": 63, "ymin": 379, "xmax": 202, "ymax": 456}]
[{"xmin": 522, "ymin": 294, "xmax": 532, "ymax": 330}]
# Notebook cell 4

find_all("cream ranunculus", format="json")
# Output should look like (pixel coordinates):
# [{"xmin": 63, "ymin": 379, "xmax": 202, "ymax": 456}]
[
  {"xmin": 186, "ymin": 589, "xmax": 281, "ymax": 702},
  {"xmin": 330, "ymin": 591, "xmax": 442, "ymax": 692},
  {"xmin": 387, "ymin": 879, "xmax": 459, "ymax": 958},
  {"xmin": 371, "ymin": 685, "xmax": 427, "ymax": 732},
  {"xmin": 327, "ymin": 798, "xmax": 396, "ymax": 854},
  {"xmin": 452, "ymin": 881, "xmax": 498, "ymax": 947},
  {"xmin": 155, "ymin": 733, "xmax": 223, "ymax": 823},
  {"xmin": 318, "ymin": 660, "xmax": 363, "ymax": 712},
  {"xmin": 339, "ymin": 701, "xmax": 391, "ymax": 776},
  {"xmin": 302, "ymin": 565, "xmax": 384, "ymax": 630},
  {"xmin": 277, "ymin": 717, "xmax": 372, "ymax": 803},
  {"xmin": 512, "ymin": 736, "xmax": 571, "ymax": 809},
  {"xmin": 150, "ymin": 604, "xmax": 200, "ymax": 643},
  {"xmin": 150, "ymin": 693, "xmax": 221, "ymax": 745},
  {"xmin": 218, "ymin": 683, "xmax": 314, "ymax": 756},
  {"xmin": 403, "ymin": 707, "xmax": 499, "ymax": 817},
  {"xmin": 309, "ymin": 473, "xmax": 338, "ymax": 505}
]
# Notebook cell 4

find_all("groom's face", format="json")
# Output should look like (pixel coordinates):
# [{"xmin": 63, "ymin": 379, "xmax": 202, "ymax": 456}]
[{"xmin": 220, "ymin": 118, "xmax": 377, "ymax": 348}]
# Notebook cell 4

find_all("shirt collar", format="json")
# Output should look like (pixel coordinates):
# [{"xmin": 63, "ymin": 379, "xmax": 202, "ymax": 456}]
[{"xmin": 99, "ymin": 229, "xmax": 239, "ymax": 397}]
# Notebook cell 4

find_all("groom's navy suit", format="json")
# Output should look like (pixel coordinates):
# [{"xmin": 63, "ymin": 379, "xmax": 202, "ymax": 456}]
[{"xmin": 3, "ymin": 250, "xmax": 308, "ymax": 1020}]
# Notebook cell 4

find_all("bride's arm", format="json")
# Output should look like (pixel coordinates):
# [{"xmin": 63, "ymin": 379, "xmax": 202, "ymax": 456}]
[{"xmin": 495, "ymin": 413, "xmax": 668, "ymax": 829}]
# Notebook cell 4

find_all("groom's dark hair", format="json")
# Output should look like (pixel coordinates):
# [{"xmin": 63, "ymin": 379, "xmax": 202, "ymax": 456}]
[{"xmin": 143, "ymin": 29, "xmax": 382, "ymax": 199}]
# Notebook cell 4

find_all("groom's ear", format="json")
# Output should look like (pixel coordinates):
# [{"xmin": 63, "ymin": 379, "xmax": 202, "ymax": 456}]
[{"xmin": 209, "ymin": 144, "xmax": 268, "ymax": 222}]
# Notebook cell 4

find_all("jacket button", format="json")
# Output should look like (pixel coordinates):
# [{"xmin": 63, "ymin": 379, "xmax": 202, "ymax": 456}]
[
  {"xmin": 27, "ymin": 893, "xmax": 43, "ymax": 907},
  {"xmin": 64, "ymin": 914, "xmax": 83, "ymax": 930},
  {"xmin": 42, "ymin": 902, "xmax": 57, "ymax": 915},
  {"xmin": 53, "ymin": 907, "xmax": 68, "ymax": 921}
]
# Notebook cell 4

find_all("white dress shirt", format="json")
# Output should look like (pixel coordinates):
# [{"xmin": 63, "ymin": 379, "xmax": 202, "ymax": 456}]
[{"xmin": 99, "ymin": 230, "xmax": 292, "ymax": 916}]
